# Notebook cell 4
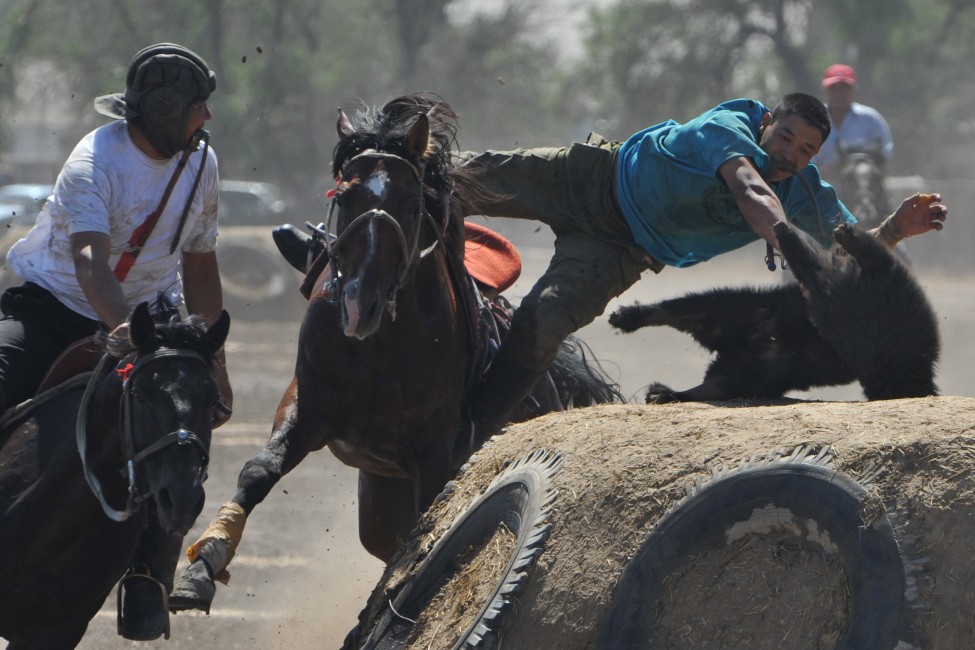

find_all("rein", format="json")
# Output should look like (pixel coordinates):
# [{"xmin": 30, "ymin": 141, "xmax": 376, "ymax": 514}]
[
  {"xmin": 764, "ymin": 162, "xmax": 825, "ymax": 272},
  {"xmin": 76, "ymin": 347, "xmax": 211, "ymax": 523},
  {"xmin": 322, "ymin": 150, "xmax": 448, "ymax": 317}
]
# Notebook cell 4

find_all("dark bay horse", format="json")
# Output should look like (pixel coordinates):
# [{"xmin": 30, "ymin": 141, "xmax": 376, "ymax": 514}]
[
  {"xmin": 172, "ymin": 93, "xmax": 619, "ymax": 612},
  {"xmin": 0, "ymin": 303, "xmax": 228, "ymax": 649}
]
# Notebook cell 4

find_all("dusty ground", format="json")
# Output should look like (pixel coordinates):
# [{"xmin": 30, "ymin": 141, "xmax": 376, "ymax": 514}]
[{"xmin": 3, "ymin": 222, "xmax": 974, "ymax": 648}]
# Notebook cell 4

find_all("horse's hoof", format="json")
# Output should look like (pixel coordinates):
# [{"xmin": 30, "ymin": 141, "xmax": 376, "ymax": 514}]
[{"xmin": 169, "ymin": 560, "xmax": 216, "ymax": 614}]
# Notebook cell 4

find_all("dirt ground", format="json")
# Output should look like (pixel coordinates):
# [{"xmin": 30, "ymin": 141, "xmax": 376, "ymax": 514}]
[{"xmin": 5, "ymin": 223, "xmax": 974, "ymax": 648}]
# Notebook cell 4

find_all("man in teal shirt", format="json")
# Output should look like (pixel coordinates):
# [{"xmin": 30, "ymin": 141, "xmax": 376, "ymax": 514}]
[
  {"xmin": 617, "ymin": 98, "xmax": 854, "ymax": 266},
  {"xmin": 462, "ymin": 92, "xmax": 947, "ymax": 439}
]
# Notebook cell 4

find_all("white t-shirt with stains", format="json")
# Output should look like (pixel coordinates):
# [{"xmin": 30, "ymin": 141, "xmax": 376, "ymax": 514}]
[{"xmin": 7, "ymin": 121, "xmax": 219, "ymax": 320}]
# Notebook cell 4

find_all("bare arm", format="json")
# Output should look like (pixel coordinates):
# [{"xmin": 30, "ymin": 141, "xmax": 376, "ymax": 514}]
[
  {"xmin": 71, "ymin": 231, "xmax": 131, "ymax": 328},
  {"xmin": 717, "ymin": 156, "xmax": 788, "ymax": 248},
  {"xmin": 182, "ymin": 250, "xmax": 224, "ymax": 325},
  {"xmin": 182, "ymin": 249, "xmax": 233, "ymax": 427}
]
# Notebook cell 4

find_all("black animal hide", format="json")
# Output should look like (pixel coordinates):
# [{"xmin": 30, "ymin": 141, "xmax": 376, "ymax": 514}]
[{"xmin": 609, "ymin": 223, "xmax": 939, "ymax": 402}]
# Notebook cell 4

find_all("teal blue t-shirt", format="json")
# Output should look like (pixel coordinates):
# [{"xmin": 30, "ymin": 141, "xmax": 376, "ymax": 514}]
[{"xmin": 615, "ymin": 98, "xmax": 856, "ymax": 268}]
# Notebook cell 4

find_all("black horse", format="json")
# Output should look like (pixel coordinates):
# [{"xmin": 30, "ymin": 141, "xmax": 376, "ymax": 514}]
[
  {"xmin": 172, "ymin": 93, "xmax": 619, "ymax": 613},
  {"xmin": 0, "ymin": 302, "xmax": 228, "ymax": 648}
]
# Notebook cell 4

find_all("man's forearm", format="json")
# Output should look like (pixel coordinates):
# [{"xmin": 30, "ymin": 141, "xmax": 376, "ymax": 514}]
[
  {"xmin": 182, "ymin": 250, "xmax": 224, "ymax": 324},
  {"xmin": 73, "ymin": 241, "xmax": 131, "ymax": 328}
]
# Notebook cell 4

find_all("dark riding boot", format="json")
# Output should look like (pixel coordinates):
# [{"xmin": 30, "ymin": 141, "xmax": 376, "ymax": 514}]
[{"xmin": 272, "ymin": 224, "xmax": 313, "ymax": 273}]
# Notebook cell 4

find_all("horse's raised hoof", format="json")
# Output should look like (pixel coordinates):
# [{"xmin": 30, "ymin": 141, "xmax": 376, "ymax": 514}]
[
  {"xmin": 117, "ymin": 572, "xmax": 171, "ymax": 641},
  {"xmin": 169, "ymin": 559, "xmax": 216, "ymax": 614}
]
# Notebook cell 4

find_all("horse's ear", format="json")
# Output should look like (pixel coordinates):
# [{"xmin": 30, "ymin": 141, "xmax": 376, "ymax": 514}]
[
  {"xmin": 128, "ymin": 302, "xmax": 156, "ymax": 351},
  {"xmin": 337, "ymin": 108, "xmax": 355, "ymax": 141},
  {"xmin": 206, "ymin": 310, "xmax": 231, "ymax": 352},
  {"xmin": 404, "ymin": 113, "xmax": 430, "ymax": 161}
]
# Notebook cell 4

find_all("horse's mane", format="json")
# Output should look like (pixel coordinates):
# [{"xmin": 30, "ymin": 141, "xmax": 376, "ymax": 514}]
[
  {"xmin": 330, "ymin": 93, "xmax": 496, "ymax": 254},
  {"xmin": 105, "ymin": 315, "xmax": 213, "ymax": 360}
]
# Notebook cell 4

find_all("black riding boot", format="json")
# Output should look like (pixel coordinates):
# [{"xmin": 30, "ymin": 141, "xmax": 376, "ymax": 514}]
[
  {"xmin": 272, "ymin": 224, "xmax": 313, "ymax": 273},
  {"xmin": 117, "ymin": 514, "xmax": 183, "ymax": 641}
]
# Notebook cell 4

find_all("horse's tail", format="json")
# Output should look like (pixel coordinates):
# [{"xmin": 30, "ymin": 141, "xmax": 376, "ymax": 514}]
[{"xmin": 548, "ymin": 335, "xmax": 624, "ymax": 408}]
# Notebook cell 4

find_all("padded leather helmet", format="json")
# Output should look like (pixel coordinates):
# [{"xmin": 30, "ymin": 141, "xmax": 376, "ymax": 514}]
[{"xmin": 95, "ymin": 43, "xmax": 216, "ymax": 158}]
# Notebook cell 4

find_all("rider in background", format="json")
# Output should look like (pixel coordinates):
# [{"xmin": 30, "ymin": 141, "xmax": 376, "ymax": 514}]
[
  {"xmin": 0, "ymin": 43, "xmax": 232, "ymax": 641},
  {"xmin": 813, "ymin": 64, "xmax": 894, "ymax": 220}
]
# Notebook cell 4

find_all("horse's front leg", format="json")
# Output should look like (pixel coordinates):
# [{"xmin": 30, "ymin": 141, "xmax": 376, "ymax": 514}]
[
  {"xmin": 358, "ymin": 420, "xmax": 458, "ymax": 562},
  {"xmin": 358, "ymin": 471, "xmax": 419, "ymax": 562},
  {"xmin": 170, "ymin": 376, "xmax": 324, "ymax": 612}
]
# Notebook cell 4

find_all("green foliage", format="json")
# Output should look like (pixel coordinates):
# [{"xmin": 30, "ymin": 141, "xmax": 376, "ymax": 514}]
[{"xmin": 579, "ymin": 0, "xmax": 975, "ymax": 178}]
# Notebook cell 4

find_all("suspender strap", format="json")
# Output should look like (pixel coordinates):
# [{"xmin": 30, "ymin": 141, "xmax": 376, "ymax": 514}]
[{"xmin": 113, "ymin": 146, "xmax": 193, "ymax": 282}]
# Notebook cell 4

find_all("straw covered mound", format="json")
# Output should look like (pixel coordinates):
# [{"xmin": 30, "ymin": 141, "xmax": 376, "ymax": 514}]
[{"xmin": 355, "ymin": 396, "xmax": 975, "ymax": 648}]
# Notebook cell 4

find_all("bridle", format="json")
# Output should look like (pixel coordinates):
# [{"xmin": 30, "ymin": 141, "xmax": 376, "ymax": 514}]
[
  {"xmin": 76, "ymin": 347, "xmax": 213, "ymax": 522},
  {"xmin": 322, "ymin": 149, "xmax": 449, "ymax": 319}
]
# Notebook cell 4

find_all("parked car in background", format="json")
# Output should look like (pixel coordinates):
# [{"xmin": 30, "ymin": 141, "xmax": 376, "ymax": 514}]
[
  {"xmin": 0, "ymin": 183, "xmax": 54, "ymax": 225},
  {"xmin": 215, "ymin": 180, "xmax": 306, "ymax": 320},
  {"xmin": 219, "ymin": 180, "xmax": 289, "ymax": 226}
]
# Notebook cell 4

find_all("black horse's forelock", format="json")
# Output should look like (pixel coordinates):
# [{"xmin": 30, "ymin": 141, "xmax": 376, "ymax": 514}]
[{"xmin": 105, "ymin": 315, "xmax": 212, "ymax": 359}]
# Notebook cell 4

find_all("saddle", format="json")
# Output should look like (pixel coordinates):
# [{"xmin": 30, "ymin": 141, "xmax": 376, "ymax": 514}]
[
  {"xmin": 0, "ymin": 336, "xmax": 105, "ymax": 431},
  {"xmin": 36, "ymin": 336, "xmax": 105, "ymax": 394}
]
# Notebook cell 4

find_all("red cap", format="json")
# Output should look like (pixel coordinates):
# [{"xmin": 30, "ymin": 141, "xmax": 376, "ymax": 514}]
[
  {"xmin": 822, "ymin": 64, "xmax": 856, "ymax": 88},
  {"xmin": 464, "ymin": 221, "xmax": 522, "ymax": 293}
]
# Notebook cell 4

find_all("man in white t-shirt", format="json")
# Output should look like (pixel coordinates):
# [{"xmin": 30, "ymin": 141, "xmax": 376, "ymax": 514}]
[{"xmin": 0, "ymin": 43, "xmax": 232, "ymax": 641}]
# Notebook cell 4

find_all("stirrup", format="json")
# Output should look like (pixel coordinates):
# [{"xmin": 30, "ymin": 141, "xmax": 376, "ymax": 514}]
[{"xmin": 117, "ymin": 572, "xmax": 171, "ymax": 641}]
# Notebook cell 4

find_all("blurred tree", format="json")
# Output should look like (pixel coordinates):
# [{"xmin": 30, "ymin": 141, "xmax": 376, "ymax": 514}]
[
  {"xmin": 0, "ymin": 0, "xmax": 572, "ymax": 209},
  {"xmin": 3, "ymin": 0, "xmax": 975, "ymax": 197},
  {"xmin": 574, "ymin": 0, "xmax": 975, "ymax": 179}
]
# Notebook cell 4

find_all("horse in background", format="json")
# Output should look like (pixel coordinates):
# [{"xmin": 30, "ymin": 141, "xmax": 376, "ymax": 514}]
[
  {"xmin": 0, "ymin": 303, "xmax": 228, "ymax": 648},
  {"xmin": 836, "ymin": 144, "xmax": 889, "ymax": 229},
  {"xmin": 172, "ymin": 93, "xmax": 620, "ymax": 613},
  {"xmin": 835, "ymin": 143, "xmax": 910, "ymax": 263}
]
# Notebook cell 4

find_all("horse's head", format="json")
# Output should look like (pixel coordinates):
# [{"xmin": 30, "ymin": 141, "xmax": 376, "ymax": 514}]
[
  {"xmin": 87, "ymin": 303, "xmax": 230, "ymax": 535},
  {"xmin": 327, "ymin": 110, "xmax": 432, "ymax": 339},
  {"xmin": 837, "ymin": 147, "xmax": 886, "ymax": 227}
]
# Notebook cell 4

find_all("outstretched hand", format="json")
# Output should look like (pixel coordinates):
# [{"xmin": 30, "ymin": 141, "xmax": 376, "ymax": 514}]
[{"xmin": 891, "ymin": 193, "xmax": 948, "ymax": 238}]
